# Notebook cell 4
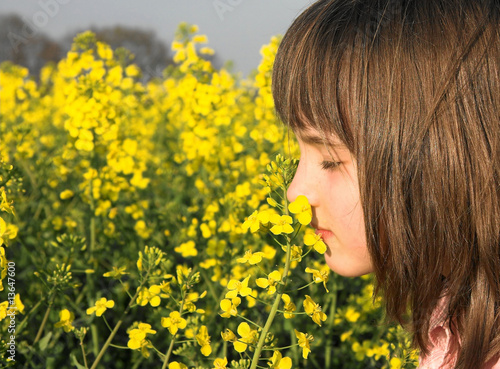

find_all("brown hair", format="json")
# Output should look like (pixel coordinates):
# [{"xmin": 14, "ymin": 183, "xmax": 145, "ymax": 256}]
[{"xmin": 273, "ymin": 0, "xmax": 500, "ymax": 367}]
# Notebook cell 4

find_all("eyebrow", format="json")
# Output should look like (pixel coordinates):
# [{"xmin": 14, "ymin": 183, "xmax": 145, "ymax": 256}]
[{"xmin": 297, "ymin": 133, "xmax": 346, "ymax": 149}]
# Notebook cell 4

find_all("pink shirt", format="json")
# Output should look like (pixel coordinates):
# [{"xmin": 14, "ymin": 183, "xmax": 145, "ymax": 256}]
[{"xmin": 419, "ymin": 298, "xmax": 500, "ymax": 368}]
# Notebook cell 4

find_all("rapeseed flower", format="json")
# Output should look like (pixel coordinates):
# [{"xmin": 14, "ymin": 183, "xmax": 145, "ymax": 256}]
[
  {"xmin": 221, "ymin": 328, "xmax": 237, "ymax": 342},
  {"xmin": 103, "ymin": 266, "xmax": 128, "ymax": 279},
  {"xmin": 54, "ymin": 309, "xmax": 75, "ymax": 332},
  {"xmin": 196, "ymin": 325, "xmax": 212, "ymax": 356},
  {"xmin": 219, "ymin": 297, "xmax": 240, "ymax": 318},
  {"xmin": 59, "ymin": 189, "xmax": 74, "ymax": 200},
  {"xmin": 0, "ymin": 301, "xmax": 8, "ymax": 320},
  {"xmin": 213, "ymin": 357, "xmax": 228, "ymax": 369},
  {"xmin": 389, "ymin": 357, "xmax": 403, "ymax": 368},
  {"xmin": 233, "ymin": 322, "xmax": 258, "ymax": 353},
  {"xmin": 237, "ymin": 250, "xmax": 265, "ymax": 265},
  {"xmin": 0, "ymin": 217, "xmax": 18, "ymax": 247},
  {"xmin": 175, "ymin": 240, "xmax": 197, "ymax": 257},
  {"xmin": 161, "ymin": 311, "xmax": 187, "ymax": 335},
  {"xmin": 127, "ymin": 323, "xmax": 156, "ymax": 357},
  {"xmin": 304, "ymin": 232, "xmax": 327, "ymax": 254},
  {"xmin": 288, "ymin": 195, "xmax": 312, "ymax": 225},
  {"xmin": 294, "ymin": 329, "xmax": 313, "ymax": 359},
  {"xmin": 169, "ymin": 363, "xmax": 188, "ymax": 369},
  {"xmin": 256, "ymin": 270, "xmax": 281, "ymax": 295},
  {"xmin": 184, "ymin": 291, "xmax": 207, "ymax": 313},
  {"xmin": 225, "ymin": 276, "xmax": 252, "ymax": 298},
  {"xmin": 86, "ymin": 297, "xmax": 115, "ymax": 316},
  {"xmin": 303, "ymin": 295, "xmax": 327, "ymax": 326},
  {"xmin": 281, "ymin": 294, "xmax": 296, "ymax": 319},
  {"xmin": 305, "ymin": 267, "xmax": 330, "ymax": 292},
  {"xmin": 268, "ymin": 351, "xmax": 292, "ymax": 369},
  {"xmin": 242, "ymin": 210, "xmax": 260, "ymax": 233},
  {"xmin": 269, "ymin": 214, "xmax": 293, "ymax": 235},
  {"xmin": 136, "ymin": 285, "xmax": 165, "ymax": 307}
]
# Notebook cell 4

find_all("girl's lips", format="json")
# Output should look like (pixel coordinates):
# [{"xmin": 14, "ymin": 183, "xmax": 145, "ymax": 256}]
[{"xmin": 315, "ymin": 229, "xmax": 334, "ymax": 239}]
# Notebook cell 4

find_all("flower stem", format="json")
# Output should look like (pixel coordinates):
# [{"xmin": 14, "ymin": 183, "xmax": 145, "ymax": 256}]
[
  {"xmin": 33, "ymin": 293, "xmax": 55, "ymax": 345},
  {"xmin": 81, "ymin": 341, "xmax": 89, "ymax": 369},
  {"xmin": 249, "ymin": 187, "xmax": 293, "ymax": 369},
  {"xmin": 89, "ymin": 269, "xmax": 150, "ymax": 369}
]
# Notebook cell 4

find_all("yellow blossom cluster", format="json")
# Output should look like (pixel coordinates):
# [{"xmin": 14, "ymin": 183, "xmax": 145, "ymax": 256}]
[{"xmin": 0, "ymin": 23, "xmax": 418, "ymax": 369}]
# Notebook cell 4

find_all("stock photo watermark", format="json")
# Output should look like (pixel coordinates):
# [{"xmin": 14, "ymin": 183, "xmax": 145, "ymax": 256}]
[
  {"xmin": 8, "ymin": 0, "xmax": 73, "ymax": 52},
  {"xmin": 6, "ymin": 261, "xmax": 17, "ymax": 362},
  {"xmin": 212, "ymin": 0, "xmax": 244, "ymax": 21}
]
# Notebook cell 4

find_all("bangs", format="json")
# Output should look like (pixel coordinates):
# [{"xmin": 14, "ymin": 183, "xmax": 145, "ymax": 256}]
[{"xmin": 272, "ymin": 0, "xmax": 368, "ymax": 153}]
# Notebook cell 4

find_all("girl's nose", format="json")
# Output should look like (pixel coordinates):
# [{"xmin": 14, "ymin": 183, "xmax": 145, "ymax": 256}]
[{"xmin": 287, "ymin": 160, "xmax": 317, "ymax": 206}]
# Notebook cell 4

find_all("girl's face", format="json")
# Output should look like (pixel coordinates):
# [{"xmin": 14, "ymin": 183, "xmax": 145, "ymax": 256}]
[{"xmin": 287, "ymin": 128, "xmax": 373, "ymax": 277}]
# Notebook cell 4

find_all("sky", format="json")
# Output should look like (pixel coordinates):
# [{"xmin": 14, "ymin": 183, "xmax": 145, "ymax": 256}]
[{"xmin": 0, "ymin": 0, "xmax": 314, "ymax": 76}]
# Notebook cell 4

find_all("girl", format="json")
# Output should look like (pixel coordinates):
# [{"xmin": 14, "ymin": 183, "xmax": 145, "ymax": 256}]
[{"xmin": 272, "ymin": 0, "xmax": 500, "ymax": 368}]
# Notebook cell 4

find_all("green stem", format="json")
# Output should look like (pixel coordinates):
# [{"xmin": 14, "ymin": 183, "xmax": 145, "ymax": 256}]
[
  {"xmin": 81, "ymin": 341, "xmax": 89, "ymax": 369},
  {"xmin": 89, "ymin": 269, "xmax": 150, "ymax": 369},
  {"xmin": 249, "ymin": 187, "xmax": 293, "ymax": 369},
  {"xmin": 33, "ymin": 293, "xmax": 55, "ymax": 345},
  {"xmin": 16, "ymin": 299, "xmax": 43, "ymax": 336},
  {"xmin": 89, "ymin": 208, "xmax": 96, "ymax": 259},
  {"xmin": 102, "ymin": 315, "xmax": 113, "ymax": 332},
  {"xmin": 325, "ymin": 278, "xmax": 337, "ymax": 369}
]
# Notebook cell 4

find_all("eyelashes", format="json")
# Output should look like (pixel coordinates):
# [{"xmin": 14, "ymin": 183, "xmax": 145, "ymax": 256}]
[{"xmin": 320, "ymin": 161, "xmax": 341, "ymax": 170}]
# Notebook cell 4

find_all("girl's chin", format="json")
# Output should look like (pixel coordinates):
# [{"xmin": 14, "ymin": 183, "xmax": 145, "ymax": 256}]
[{"xmin": 323, "ymin": 249, "xmax": 374, "ymax": 277}]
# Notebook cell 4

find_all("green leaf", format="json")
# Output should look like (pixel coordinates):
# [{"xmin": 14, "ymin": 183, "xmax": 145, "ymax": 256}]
[
  {"xmin": 70, "ymin": 354, "xmax": 87, "ymax": 369},
  {"xmin": 38, "ymin": 332, "xmax": 52, "ymax": 351}
]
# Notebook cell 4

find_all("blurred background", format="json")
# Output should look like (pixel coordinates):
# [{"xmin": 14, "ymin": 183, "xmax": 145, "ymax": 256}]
[{"xmin": 0, "ymin": 0, "xmax": 313, "ymax": 79}]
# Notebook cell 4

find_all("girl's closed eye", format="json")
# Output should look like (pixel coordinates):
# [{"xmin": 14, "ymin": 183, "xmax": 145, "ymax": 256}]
[{"xmin": 320, "ymin": 160, "xmax": 341, "ymax": 170}]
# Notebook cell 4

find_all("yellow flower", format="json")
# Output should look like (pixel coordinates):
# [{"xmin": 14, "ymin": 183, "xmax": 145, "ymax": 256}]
[
  {"xmin": 127, "ymin": 323, "xmax": 156, "ymax": 356},
  {"xmin": 0, "ymin": 301, "xmax": 9, "ymax": 320},
  {"xmin": 288, "ymin": 195, "xmax": 312, "ymax": 225},
  {"xmin": 242, "ymin": 210, "xmax": 260, "ymax": 233},
  {"xmin": 14, "ymin": 293, "xmax": 24, "ymax": 314},
  {"xmin": 193, "ymin": 34, "xmax": 208, "ymax": 44},
  {"xmin": 304, "ymin": 232, "xmax": 327, "ymax": 254},
  {"xmin": 221, "ymin": 328, "xmax": 237, "ymax": 342},
  {"xmin": 184, "ymin": 291, "xmax": 206, "ymax": 313},
  {"xmin": 136, "ymin": 285, "xmax": 165, "ymax": 307},
  {"xmin": 294, "ymin": 329, "xmax": 314, "ymax": 359},
  {"xmin": 213, "ymin": 357, "xmax": 228, "ymax": 369},
  {"xmin": 60, "ymin": 189, "xmax": 74, "ymax": 200},
  {"xmin": 175, "ymin": 240, "xmax": 197, "ymax": 257},
  {"xmin": 237, "ymin": 250, "xmax": 265, "ymax": 265},
  {"xmin": 242, "ymin": 210, "xmax": 271, "ymax": 233},
  {"xmin": 345, "ymin": 306, "xmax": 361, "ymax": 323},
  {"xmin": 281, "ymin": 294, "xmax": 296, "ymax": 319},
  {"xmin": 225, "ymin": 276, "xmax": 252, "ymax": 298},
  {"xmin": 256, "ymin": 270, "xmax": 281, "ymax": 295},
  {"xmin": 268, "ymin": 351, "xmax": 292, "ymax": 369},
  {"xmin": 54, "ymin": 309, "xmax": 75, "ymax": 332},
  {"xmin": 269, "ymin": 214, "xmax": 294, "ymax": 235},
  {"xmin": 390, "ymin": 357, "xmax": 403, "ymax": 369},
  {"xmin": 161, "ymin": 311, "xmax": 187, "ymax": 335},
  {"xmin": 305, "ymin": 267, "xmax": 330, "ymax": 292},
  {"xmin": 196, "ymin": 325, "xmax": 212, "ymax": 356},
  {"xmin": 103, "ymin": 266, "xmax": 128, "ymax": 279},
  {"xmin": 169, "ymin": 362, "xmax": 188, "ymax": 369},
  {"xmin": 86, "ymin": 297, "xmax": 115, "ymax": 317},
  {"xmin": 0, "ymin": 217, "xmax": 18, "ymax": 247},
  {"xmin": 219, "ymin": 297, "xmax": 241, "ymax": 318},
  {"xmin": 303, "ymin": 295, "xmax": 327, "ymax": 326},
  {"xmin": 233, "ymin": 322, "xmax": 258, "ymax": 353}
]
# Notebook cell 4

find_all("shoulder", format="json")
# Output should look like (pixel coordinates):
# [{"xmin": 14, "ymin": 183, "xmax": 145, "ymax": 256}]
[{"xmin": 419, "ymin": 298, "xmax": 500, "ymax": 369}]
